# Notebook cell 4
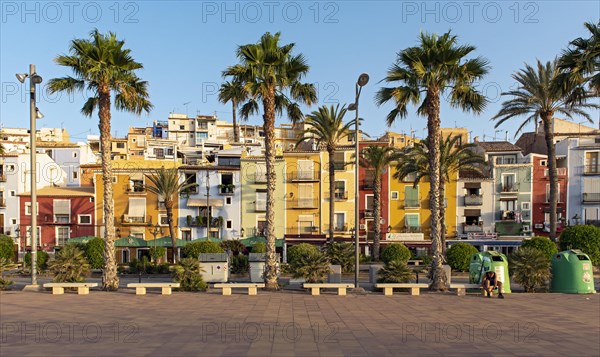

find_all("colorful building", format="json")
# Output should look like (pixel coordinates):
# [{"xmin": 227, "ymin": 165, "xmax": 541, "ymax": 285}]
[{"xmin": 529, "ymin": 154, "xmax": 568, "ymax": 236}]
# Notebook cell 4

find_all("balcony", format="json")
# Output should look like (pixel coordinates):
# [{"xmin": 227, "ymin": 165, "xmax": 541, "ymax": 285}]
[
  {"xmin": 361, "ymin": 180, "xmax": 375, "ymax": 190},
  {"xmin": 404, "ymin": 199, "xmax": 420, "ymax": 209},
  {"xmin": 583, "ymin": 193, "xmax": 600, "ymax": 203},
  {"xmin": 583, "ymin": 165, "xmax": 600, "ymax": 175},
  {"xmin": 285, "ymin": 227, "xmax": 325, "ymax": 237},
  {"xmin": 218, "ymin": 185, "xmax": 235, "ymax": 195},
  {"xmin": 0, "ymin": 174, "xmax": 6, "ymax": 182},
  {"xmin": 334, "ymin": 191, "xmax": 348, "ymax": 200},
  {"xmin": 544, "ymin": 168, "xmax": 567, "ymax": 176},
  {"xmin": 333, "ymin": 162, "xmax": 346, "ymax": 171},
  {"xmin": 501, "ymin": 185, "xmax": 518, "ymax": 193},
  {"xmin": 251, "ymin": 173, "xmax": 267, "ymax": 184},
  {"xmin": 462, "ymin": 222, "xmax": 483, "ymax": 233},
  {"xmin": 287, "ymin": 198, "xmax": 319, "ymax": 209},
  {"xmin": 585, "ymin": 220, "xmax": 600, "ymax": 227},
  {"xmin": 464, "ymin": 194, "xmax": 483, "ymax": 206},
  {"xmin": 126, "ymin": 186, "xmax": 146, "ymax": 195},
  {"xmin": 254, "ymin": 202, "xmax": 266, "ymax": 212},
  {"xmin": 286, "ymin": 170, "xmax": 320, "ymax": 182},
  {"xmin": 121, "ymin": 215, "xmax": 149, "ymax": 225},
  {"xmin": 334, "ymin": 224, "xmax": 348, "ymax": 232}
]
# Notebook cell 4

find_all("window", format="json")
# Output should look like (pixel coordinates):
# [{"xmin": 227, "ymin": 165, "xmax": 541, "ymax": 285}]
[
  {"xmin": 26, "ymin": 226, "xmax": 41, "ymax": 246},
  {"xmin": 116, "ymin": 142, "xmax": 125, "ymax": 149},
  {"xmin": 226, "ymin": 220, "xmax": 232, "ymax": 229},
  {"xmin": 334, "ymin": 152, "xmax": 345, "ymax": 170},
  {"xmin": 546, "ymin": 184, "xmax": 562, "ymax": 203},
  {"xmin": 154, "ymin": 148, "xmax": 165, "ymax": 158},
  {"xmin": 180, "ymin": 125, "xmax": 185, "ymax": 130},
  {"xmin": 225, "ymin": 197, "xmax": 232, "ymax": 205},
  {"xmin": 11, "ymin": 218, "xmax": 17, "ymax": 225},
  {"xmin": 196, "ymin": 132, "xmax": 208, "ymax": 141},
  {"xmin": 122, "ymin": 250, "xmax": 130, "ymax": 264},
  {"xmin": 218, "ymin": 157, "xmax": 240, "ymax": 167},
  {"xmin": 6, "ymin": 164, "xmax": 15, "ymax": 172},
  {"xmin": 184, "ymin": 173, "xmax": 198, "ymax": 193},
  {"xmin": 112, "ymin": 176, "xmax": 118, "ymax": 183},
  {"xmin": 521, "ymin": 202, "xmax": 530, "ymax": 211},
  {"xmin": 256, "ymin": 192, "xmax": 267, "ymax": 211},
  {"xmin": 540, "ymin": 160, "xmax": 547, "ymax": 166},
  {"xmin": 405, "ymin": 214, "xmax": 420, "ymax": 228},
  {"xmin": 391, "ymin": 191, "xmax": 399, "ymax": 200},
  {"xmin": 366, "ymin": 195, "xmax": 374, "ymax": 210},
  {"xmin": 404, "ymin": 186, "xmax": 419, "ymax": 208},
  {"xmin": 132, "ymin": 138, "xmax": 136, "ymax": 143},
  {"xmin": 585, "ymin": 152, "xmax": 599, "ymax": 173},
  {"xmin": 25, "ymin": 202, "xmax": 39, "ymax": 215},
  {"xmin": 10, "ymin": 191, "xmax": 15, "ymax": 197},
  {"xmin": 56, "ymin": 227, "xmax": 70, "ymax": 246},
  {"xmin": 129, "ymin": 175, "xmax": 144, "ymax": 192},
  {"xmin": 500, "ymin": 200, "xmax": 516, "ymax": 212},
  {"xmin": 72, "ymin": 171, "xmax": 79, "ymax": 180},
  {"xmin": 502, "ymin": 174, "xmax": 516, "ymax": 191},
  {"xmin": 73, "ymin": 152, "xmax": 78, "ymax": 158},
  {"xmin": 159, "ymin": 215, "xmax": 169, "ymax": 226},
  {"xmin": 221, "ymin": 173, "xmax": 233, "ymax": 186},
  {"xmin": 334, "ymin": 213, "xmax": 346, "ymax": 231},
  {"xmin": 78, "ymin": 215, "xmax": 92, "ymax": 224},
  {"xmin": 334, "ymin": 181, "xmax": 346, "ymax": 199}
]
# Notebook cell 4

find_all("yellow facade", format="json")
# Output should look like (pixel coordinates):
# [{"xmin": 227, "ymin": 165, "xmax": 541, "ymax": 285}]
[
  {"xmin": 127, "ymin": 127, "xmax": 152, "ymax": 160},
  {"xmin": 93, "ymin": 160, "xmax": 180, "ymax": 239}
]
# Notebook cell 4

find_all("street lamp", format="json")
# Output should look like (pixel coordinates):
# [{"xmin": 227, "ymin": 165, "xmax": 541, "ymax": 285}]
[
  {"xmin": 348, "ymin": 72, "xmax": 369, "ymax": 289},
  {"xmin": 150, "ymin": 223, "xmax": 163, "ymax": 263},
  {"xmin": 571, "ymin": 214, "xmax": 581, "ymax": 226},
  {"xmin": 16, "ymin": 65, "xmax": 43, "ymax": 290}
]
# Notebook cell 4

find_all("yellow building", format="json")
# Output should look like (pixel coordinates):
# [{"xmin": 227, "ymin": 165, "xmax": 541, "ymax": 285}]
[{"xmin": 127, "ymin": 127, "xmax": 152, "ymax": 160}]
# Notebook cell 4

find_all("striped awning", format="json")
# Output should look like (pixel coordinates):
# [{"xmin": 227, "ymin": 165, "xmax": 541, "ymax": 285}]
[
  {"xmin": 128, "ymin": 198, "xmax": 146, "ymax": 217},
  {"xmin": 53, "ymin": 200, "xmax": 70, "ymax": 215},
  {"xmin": 187, "ymin": 198, "xmax": 223, "ymax": 207}
]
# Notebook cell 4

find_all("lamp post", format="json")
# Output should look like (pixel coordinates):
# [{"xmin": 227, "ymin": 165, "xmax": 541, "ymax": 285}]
[
  {"xmin": 150, "ymin": 224, "xmax": 163, "ymax": 264},
  {"xmin": 16, "ymin": 65, "xmax": 43, "ymax": 289},
  {"xmin": 348, "ymin": 73, "xmax": 369, "ymax": 289},
  {"xmin": 14, "ymin": 227, "xmax": 20, "ymax": 257}
]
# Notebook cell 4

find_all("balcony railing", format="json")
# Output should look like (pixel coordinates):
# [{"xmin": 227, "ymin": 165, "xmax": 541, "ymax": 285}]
[
  {"xmin": 287, "ymin": 198, "xmax": 319, "ymax": 209},
  {"xmin": 285, "ymin": 226, "xmax": 320, "ymax": 235},
  {"xmin": 218, "ymin": 185, "xmax": 235, "ymax": 195},
  {"xmin": 252, "ymin": 173, "xmax": 267, "ymax": 184},
  {"xmin": 333, "ymin": 162, "xmax": 346, "ymax": 171},
  {"xmin": 583, "ymin": 165, "xmax": 600, "ymax": 175},
  {"xmin": 544, "ymin": 168, "xmax": 567, "ymax": 176},
  {"xmin": 464, "ymin": 194, "xmax": 483, "ymax": 206},
  {"xmin": 126, "ymin": 186, "xmax": 146, "ymax": 194},
  {"xmin": 364, "ymin": 210, "xmax": 374, "ymax": 218},
  {"xmin": 585, "ymin": 220, "xmax": 600, "ymax": 227},
  {"xmin": 121, "ymin": 215, "xmax": 148, "ymax": 224},
  {"xmin": 583, "ymin": 193, "xmax": 600, "ymax": 203},
  {"xmin": 462, "ymin": 222, "xmax": 483, "ymax": 233},
  {"xmin": 405, "ymin": 199, "xmax": 420, "ymax": 208},
  {"xmin": 501, "ymin": 185, "xmax": 517, "ymax": 193},
  {"xmin": 286, "ymin": 170, "xmax": 320, "ymax": 182},
  {"xmin": 334, "ymin": 224, "xmax": 348, "ymax": 232},
  {"xmin": 334, "ymin": 191, "xmax": 348, "ymax": 200}
]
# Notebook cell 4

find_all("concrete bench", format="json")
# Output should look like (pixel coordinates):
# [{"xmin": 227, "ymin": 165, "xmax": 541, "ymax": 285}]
[
  {"xmin": 213, "ymin": 283, "xmax": 265, "ymax": 296},
  {"xmin": 303, "ymin": 283, "xmax": 354, "ymax": 296},
  {"xmin": 375, "ymin": 283, "xmax": 429, "ymax": 296},
  {"xmin": 127, "ymin": 283, "xmax": 180, "ymax": 295},
  {"xmin": 43, "ymin": 283, "xmax": 98, "ymax": 295},
  {"xmin": 450, "ymin": 283, "xmax": 481, "ymax": 296}
]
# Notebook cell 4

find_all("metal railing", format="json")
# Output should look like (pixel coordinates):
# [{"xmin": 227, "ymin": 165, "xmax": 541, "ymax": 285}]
[
  {"xmin": 287, "ymin": 198, "xmax": 319, "ymax": 209},
  {"xmin": 121, "ymin": 215, "xmax": 148, "ymax": 224},
  {"xmin": 464, "ymin": 195, "xmax": 483, "ymax": 206},
  {"xmin": 583, "ymin": 165, "xmax": 600, "ymax": 175},
  {"xmin": 583, "ymin": 193, "xmax": 600, "ymax": 202},
  {"xmin": 404, "ymin": 199, "xmax": 420, "ymax": 208},
  {"xmin": 286, "ymin": 170, "xmax": 320, "ymax": 181}
]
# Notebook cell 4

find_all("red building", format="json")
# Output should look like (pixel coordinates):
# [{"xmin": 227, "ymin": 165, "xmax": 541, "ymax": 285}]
[
  {"xmin": 358, "ymin": 140, "xmax": 391, "ymax": 253},
  {"xmin": 18, "ymin": 187, "xmax": 95, "ymax": 253},
  {"xmin": 530, "ymin": 154, "xmax": 568, "ymax": 236}
]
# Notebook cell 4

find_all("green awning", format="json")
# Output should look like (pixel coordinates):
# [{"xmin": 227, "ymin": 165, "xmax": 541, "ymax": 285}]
[
  {"xmin": 114, "ymin": 236, "xmax": 148, "ymax": 247},
  {"xmin": 147, "ymin": 237, "xmax": 187, "ymax": 247},
  {"xmin": 239, "ymin": 236, "xmax": 284, "ymax": 248},
  {"xmin": 67, "ymin": 236, "xmax": 96, "ymax": 244}
]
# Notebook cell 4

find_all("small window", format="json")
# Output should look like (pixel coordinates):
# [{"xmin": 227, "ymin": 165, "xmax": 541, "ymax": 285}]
[
  {"xmin": 116, "ymin": 143, "xmax": 125, "ymax": 149},
  {"xmin": 521, "ymin": 202, "xmax": 530, "ymax": 210},
  {"xmin": 90, "ymin": 197, "xmax": 94, "ymax": 203},
  {"xmin": 132, "ymin": 138, "xmax": 136, "ymax": 143},
  {"xmin": 112, "ymin": 177, "xmax": 118, "ymax": 183},
  {"xmin": 73, "ymin": 152, "xmax": 78, "ymax": 158},
  {"xmin": 72, "ymin": 171, "xmax": 79, "ymax": 180},
  {"xmin": 159, "ymin": 215, "xmax": 169, "ymax": 226},
  {"xmin": 10, "ymin": 191, "xmax": 16, "ymax": 197},
  {"xmin": 225, "ymin": 197, "xmax": 232, "ymax": 205},
  {"xmin": 180, "ymin": 125, "xmax": 185, "ymax": 130},
  {"xmin": 25, "ymin": 202, "xmax": 38, "ymax": 215},
  {"xmin": 540, "ymin": 160, "xmax": 547, "ymax": 166},
  {"xmin": 226, "ymin": 220, "xmax": 232, "ymax": 229},
  {"xmin": 391, "ymin": 191, "xmax": 399, "ymax": 200},
  {"xmin": 11, "ymin": 219, "xmax": 17, "ymax": 225},
  {"xmin": 6, "ymin": 165, "xmax": 15, "ymax": 172},
  {"xmin": 78, "ymin": 215, "xmax": 92, "ymax": 224}
]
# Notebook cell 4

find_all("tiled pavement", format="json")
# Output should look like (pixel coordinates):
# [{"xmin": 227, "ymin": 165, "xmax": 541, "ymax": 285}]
[{"xmin": 1, "ymin": 289, "xmax": 599, "ymax": 356}]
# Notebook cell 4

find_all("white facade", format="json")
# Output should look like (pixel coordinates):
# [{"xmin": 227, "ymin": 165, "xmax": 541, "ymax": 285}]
[
  {"xmin": 37, "ymin": 143, "xmax": 97, "ymax": 186},
  {"xmin": 456, "ymin": 179, "xmax": 495, "ymax": 237}
]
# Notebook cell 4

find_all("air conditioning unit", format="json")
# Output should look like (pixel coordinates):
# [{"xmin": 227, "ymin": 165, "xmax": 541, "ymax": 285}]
[
  {"xmin": 359, "ymin": 224, "xmax": 366, "ymax": 230},
  {"xmin": 522, "ymin": 225, "xmax": 530, "ymax": 232},
  {"xmin": 534, "ymin": 223, "xmax": 544, "ymax": 229},
  {"xmin": 310, "ymin": 226, "xmax": 318, "ymax": 232}
]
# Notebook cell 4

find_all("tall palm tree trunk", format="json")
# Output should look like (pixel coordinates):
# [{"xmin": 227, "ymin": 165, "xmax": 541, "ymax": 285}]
[
  {"xmin": 440, "ymin": 178, "xmax": 447, "ymax": 256},
  {"xmin": 166, "ymin": 201, "xmax": 177, "ymax": 263},
  {"xmin": 98, "ymin": 88, "xmax": 119, "ymax": 290},
  {"xmin": 373, "ymin": 174, "xmax": 382, "ymax": 261},
  {"xmin": 263, "ymin": 87, "xmax": 278, "ymax": 290},
  {"xmin": 328, "ymin": 149, "xmax": 335, "ymax": 243},
  {"xmin": 542, "ymin": 115, "xmax": 558, "ymax": 241},
  {"xmin": 426, "ymin": 90, "xmax": 448, "ymax": 291},
  {"xmin": 232, "ymin": 99, "xmax": 239, "ymax": 143}
]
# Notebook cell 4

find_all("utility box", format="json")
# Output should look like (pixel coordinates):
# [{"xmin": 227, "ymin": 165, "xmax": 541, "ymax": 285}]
[
  {"xmin": 199, "ymin": 253, "xmax": 229, "ymax": 283},
  {"xmin": 369, "ymin": 265, "xmax": 384, "ymax": 283},
  {"xmin": 551, "ymin": 250, "xmax": 596, "ymax": 294},
  {"xmin": 249, "ymin": 253, "xmax": 280, "ymax": 283},
  {"xmin": 468, "ymin": 251, "xmax": 511, "ymax": 293},
  {"xmin": 328, "ymin": 265, "xmax": 342, "ymax": 283}
]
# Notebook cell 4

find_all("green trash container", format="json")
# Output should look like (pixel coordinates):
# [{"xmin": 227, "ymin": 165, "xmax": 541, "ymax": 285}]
[
  {"xmin": 551, "ymin": 250, "xmax": 596, "ymax": 294},
  {"xmin": 468, "ymin": 251, "xmax": 511, "ymax": 293}
]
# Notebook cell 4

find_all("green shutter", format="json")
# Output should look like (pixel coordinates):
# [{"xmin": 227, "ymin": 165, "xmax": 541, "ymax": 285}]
[
  {"xmin": 405, "ymin": 186, "xmax": 418, "ymax": 200},
  {"xmin": 405, "ymin": 214, "xmax": 419, "ymax": 227}
]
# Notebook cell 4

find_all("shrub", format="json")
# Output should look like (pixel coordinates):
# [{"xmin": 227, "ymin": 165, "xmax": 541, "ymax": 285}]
[
  {"xmin": 377, "ymin": 260, "xmax": 415, "ymax": 283},
  {"xmin": 416, "ymin": 255, "xmax": 433, "ymax": 266},
  {"xmin": 521, "ymin": 236, "xmax": 558, "ymax": 260},
  {"xmin": 231, "ymin": 254, "xmax": 249, "ymax": 274},
  {"xmin": 221, "ymin": 240, "xmax": 246, "ymax": 254},
  {"xmin": 323, "ymin": 242, "xmax": 354, "ymax": 272},
  {"xmin": 48, "ymin": 245, "xmax": 90, "ymax": 283},
  {"xmin": 509, "ymin": 247, "xmax": 551, "ymax": 292},
  {"xmin": 84, "ymin": 237, "xmax": 104, "ymax": 269},
  {"xmin": 559, "ymin": 225, "xmax": 600, "ymax": 265},
  {"xmin": 149, "ymin": 246, "xmax": 167, "ymax": 263},
  {"xmin": 182, "ymin": 241, "xmax": 224, "ymax": 258},
  {"xmin": 173, "ymin": 258, "xmax": 207, "ymax": 291},
  {"xmin": 446, "ymin": 243, "xmax": 479, "ymax": 271},
  {"xmin": 252, "ymin": 242, "xmax": 267, "ymax": 253},
  {"xmin": 128, "ymin": 256, "xmax": 150, "ymax": 274},
  {"xmin": 0, "ymin": 235, "xmax": 16, "ymax": 261},
  {"xmin": 287, "ymin": 243, "xmax": 319, "ymax": 266},
  {"xmin": 290, "ymin": 250, "xmax": 330, "ymax": 283},
  {"xmin": 380, "ymin": 244, "xmax": 411, "ymax": 264},
  {"xmin": 0, "ymin": 257, "xmax": 18, "ymax": 290},
  {"xmin": 24, "ymin": 251, "xmax": 49, "ymax": 271}
]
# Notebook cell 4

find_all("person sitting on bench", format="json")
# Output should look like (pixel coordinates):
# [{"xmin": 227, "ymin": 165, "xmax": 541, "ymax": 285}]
[{"xmin": 481, "ymin": 270, "xmax": 504, "ymax": 298}]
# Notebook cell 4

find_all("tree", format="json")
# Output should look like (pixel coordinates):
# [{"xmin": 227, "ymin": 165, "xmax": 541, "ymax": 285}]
[
  {"xmin": 493, "ymin": 60, "xmax": 598, "ymax": 241},
  {"xmin": 359, "ymin": 145, "xmax": 397, "ymax": 260},
  {"xmin": 48, "ymin": 30, "xmax": 152, "ymax": 290},
  {"xmin": 376, "ymin": 31, "xmax": 488, "ymax": 290},
  {"xmin": 223, "ymin": 32, "xmax": 317, "ymax": 290},
  {"xmin": 395, "ymin": 135, "xmax": 485, "ymax": 254},
  {"xmin": 558, "ymin": 21, "xmax": 599, "ymax": 96},
  {"xmin": 297, "ymin": 104, "xmax": 355, "ymax": 243},
  {"xmin": 49, "ymin": 245, "xmax": 91, "ymax": 283},
  {"xmin": 218, "ymin": 80, "xmax": 249, "ymax": 143},
  {"xmin": 145, "ymin": 167, "xmax": 197, "ymax": 263}
]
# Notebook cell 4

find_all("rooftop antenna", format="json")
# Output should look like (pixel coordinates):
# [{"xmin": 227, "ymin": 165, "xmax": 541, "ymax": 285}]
[{"xmin": 183, "ymin": 102, "xmax": 191, "ymax": 116}]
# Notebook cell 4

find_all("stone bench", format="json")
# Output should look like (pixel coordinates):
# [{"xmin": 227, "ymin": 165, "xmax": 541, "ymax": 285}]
[
  {"xmin": 127, "ymin": 283, "xmax": 180, "ymax": 295},
  {"xmin": 450, "ymin": 283, "xmax": 481, "ymax": 296},
  {"xmin": 43, "ymin": 283, "xmax": 98, "ymax": 295},
  {"xmin": 213, "ymin": 283, "xmax": 265, "ymax": 296},
  {"xmin": 375, "ymin": 283, "xmax": 429, "ymax": 296},
  {"xmin": 303, "ymin": 283, "xmax": 354, "ymax": 296}
]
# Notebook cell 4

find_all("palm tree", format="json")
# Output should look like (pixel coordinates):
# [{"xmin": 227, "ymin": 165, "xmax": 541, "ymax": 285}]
[
  {"xmin": 145, "ymin": 167, "xmax": 197, "ymax": 263},
  {"xmin": 223, "ymin": 32, "xmax": 317, "ymax": 290},
  {"xmin": 48, "ymin": 30, "xmax": 152, "ymax": 290},
  {"xmin": 558, "ymin": 21, "xmax": 599, "ymax": 97},
  {"xmin": 395, "ymin": 136, "xmax": 485, "ymax": 254},
  {"xmin": 375, "ymin": 31, "xmax": 489, "ymax": 290},
  {"xmin": 493, "ymin": 60, "xmax": 598, "ymax": 241},
  {"xmin": 359, "ymin": 145, "xmax": 398, "ymax": 260},
  {"xmin": 218, "ymin": 80, "xmax": 249, "ymax": 142},
  {"xmin": 297, "ymin": 104, "xmax": 355, "ymax": 243}
]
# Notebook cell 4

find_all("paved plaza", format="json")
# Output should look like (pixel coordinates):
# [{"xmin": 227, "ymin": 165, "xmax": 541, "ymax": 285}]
[{"xmin": 1, "ymin": 288, "xmax": 599, "ymax": 356}]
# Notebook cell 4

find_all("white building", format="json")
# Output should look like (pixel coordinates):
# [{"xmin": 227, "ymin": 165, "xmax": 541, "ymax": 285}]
[{"xmin": 36, "ymin": 142, "xmax": 97, "ymax": 186}]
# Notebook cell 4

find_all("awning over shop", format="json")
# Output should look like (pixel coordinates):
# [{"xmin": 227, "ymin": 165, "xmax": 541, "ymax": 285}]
[
  {"xmin": 67, "ymin": 236, "xmax": 96, "ymax": 244},
  {"xmin": 186, "ymin": 198, "xmax": 223, "ymax": 207},
  {"xmin": 240, "ymin": 236, "xmax": 284, "ymax": 248},
  {"xmin": 128, "ymin": 198, "xmax": 146, "ymax": 217},
  {"xmin": 114, "ymin": 236, "xmax": 148, "ymax": 247},
  {"xmin": 147, "ymin": 237, "xmax": 187, "ymax": 247},
  {"xmin": 464, "ymin": 182, "xmax": 481, "ymax": 189},
  {"xmin": 53, "ymin": 200, "xmax": 70, "ymax": 215}
]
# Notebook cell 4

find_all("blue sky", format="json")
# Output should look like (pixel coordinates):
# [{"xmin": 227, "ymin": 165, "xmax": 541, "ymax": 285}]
[{"xmin": 1, "ymin": 1, "xmax": 599, "ymax": 142}]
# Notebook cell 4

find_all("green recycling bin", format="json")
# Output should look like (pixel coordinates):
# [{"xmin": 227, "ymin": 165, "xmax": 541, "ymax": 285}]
[
  {"xmin": 468, "ymin": 251, "xmax": 511, "ymax": 293},
  {"xmin": 551, "ymin": 250, "xmax": 596, "ymax": 294}
]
